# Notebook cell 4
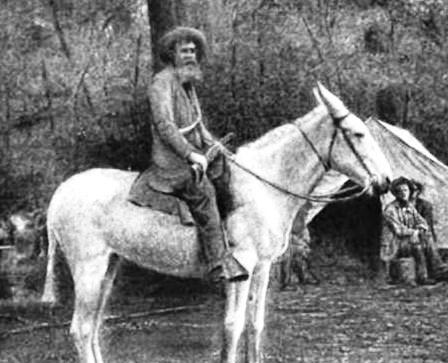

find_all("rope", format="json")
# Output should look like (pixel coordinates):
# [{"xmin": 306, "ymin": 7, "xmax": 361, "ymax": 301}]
[
  {"xmin": 209, "ymin": 120, "xmax": 373, "ymax": 203},
  {"xmin": 224, "ymin": 152, "xmax": 369, "ymax": 203}
]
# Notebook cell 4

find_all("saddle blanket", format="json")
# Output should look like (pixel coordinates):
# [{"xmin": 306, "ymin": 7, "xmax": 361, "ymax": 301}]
[{"xmin": 128, "ymin": 179, "xmax": 195, "ymax": 226}]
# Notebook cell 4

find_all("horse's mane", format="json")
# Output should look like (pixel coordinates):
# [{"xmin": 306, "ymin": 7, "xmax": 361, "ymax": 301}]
[{"xmin": 240, "ymin": 105, "xmax": 327, "ymax": 152}]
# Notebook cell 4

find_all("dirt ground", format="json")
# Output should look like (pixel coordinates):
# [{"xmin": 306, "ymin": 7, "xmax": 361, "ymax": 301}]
[{"xmin": 1, "ymin": 278, "xmax": 448, "ymax": 363}]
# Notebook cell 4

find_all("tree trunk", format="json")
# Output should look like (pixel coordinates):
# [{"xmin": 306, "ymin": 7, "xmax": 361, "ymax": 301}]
[{"xmin": 147, "ymin": 0, "xmax": 188, "ymax": 72}]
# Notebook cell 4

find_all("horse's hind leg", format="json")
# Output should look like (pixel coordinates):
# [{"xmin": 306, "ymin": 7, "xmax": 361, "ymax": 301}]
[
  {"xmin": 92, "ymin": 254, "xmax": 120, "ymax": 362},
  {"xmin": 71, "ymin": 252, "xmax": 117, "ymax": 363},
  {"xmin": 41, "ymin": 228, "xmax": 58, "ymax": 304}
]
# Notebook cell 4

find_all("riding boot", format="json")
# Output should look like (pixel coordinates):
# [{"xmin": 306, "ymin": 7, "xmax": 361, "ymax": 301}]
[
  {"xmin": 379, "ymin": 260, "xmax": 394, "ymax": 285},
  {"xmin": 178, "ymin": 176, "xmax": 248, "ymax": 282},
  {"xmin": 413, "ymin": 246, "xmax": 429, "ymax": 285},
  {"xmin": 208, "ymin": 154, "xmax": 233, "ymax": 220},
  {"xmin": 422, "ymin": 233, "xmax": 448, "ymax": 280}
]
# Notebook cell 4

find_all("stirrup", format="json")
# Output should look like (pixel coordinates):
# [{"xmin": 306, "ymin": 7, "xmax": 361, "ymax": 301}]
[{"xmin": 222, "ymin": 255, "xmax": 249, "ymax": 282}]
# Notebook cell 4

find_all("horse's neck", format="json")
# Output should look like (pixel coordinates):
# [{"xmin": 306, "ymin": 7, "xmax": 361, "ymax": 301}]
[
  {"xmin": 230, "ymin": 107, "xmax": 331, "ymax": 235},
  {"xmin": 303, "ymin": 171, "xmax": 349, "ymax": 224}
]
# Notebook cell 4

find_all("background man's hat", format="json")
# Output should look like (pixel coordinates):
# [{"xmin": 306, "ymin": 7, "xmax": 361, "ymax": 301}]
[
  {"xmin": 390, "ymin": 176, "xmax": 414, "ymax": 196},
  {"xmin": 410, "ymin": 179, "xmax": 424, "ymax": 193},
  {"xmin": 159, "ymin": 27, "xmax": 207, "ymax": 65}
]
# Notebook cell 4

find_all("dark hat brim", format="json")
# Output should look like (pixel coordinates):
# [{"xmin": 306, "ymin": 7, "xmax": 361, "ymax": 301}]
[{"xmin": 159, "ymin": 27, "xmax": 207, "ymax": 65}]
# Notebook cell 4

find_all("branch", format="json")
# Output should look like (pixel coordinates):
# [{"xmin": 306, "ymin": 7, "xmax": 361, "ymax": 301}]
[
  {"xmin": 69, "ymin": 58, "xmax": 95, "ymax": 121},
  {"xmin": 2, "ymin": 83, "xmax": 11, "ymax": 151},
  {"xmin": 301, "ymin": 16, "xmax": 324, "ymax": 63},
  {"xmin": 82, "ymin": 84, "xmax": 94, "ymax": 113},
  {"xmin": 133, "ymin": 34, "xmax": 143, "ymax": 98},
  {"xmin": 48, "ymin": 0, "xmax": 71, "ymax": 60},
  {"xmin": 71, "ymin": 59, "xmax": 92, "ymax": 107},
  {"xmin": 41, "ymin": 60, "xmax": 54, "ymax": 131}
]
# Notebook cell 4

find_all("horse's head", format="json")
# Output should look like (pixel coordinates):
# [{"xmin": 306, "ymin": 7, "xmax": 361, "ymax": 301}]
[{"xmin": 312, "ymin": 83, "xmax": 391, "ymax": 194}]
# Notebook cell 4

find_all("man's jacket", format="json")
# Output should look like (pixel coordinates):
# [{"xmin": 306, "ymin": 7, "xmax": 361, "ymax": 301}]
[
  {"xmin": 415, "ymin": 197, "xmax": 437, "ymax": 243},
  {"xmin": 129, "ymin": 66, "xmax": 214, "ymax": 198},
  {"xmin": 380, "ymin": 199, "xmax": 428, "ymax": 262}
]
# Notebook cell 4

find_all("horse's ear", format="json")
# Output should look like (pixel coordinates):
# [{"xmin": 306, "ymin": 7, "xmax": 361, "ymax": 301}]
[
  {"xmin": 316, "ymin": 82, "xmax": 350, "ymax": 120},
  {"xmin": 312, "ymin": 87, "xmax": 323, "ymax": 105}
]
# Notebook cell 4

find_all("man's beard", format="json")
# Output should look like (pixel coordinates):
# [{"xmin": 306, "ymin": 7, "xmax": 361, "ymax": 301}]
[
  {"xmin": 176, "ymin": 63, "xmax": 203, "ymax": 84},
  {"xmin": 397, "ymin": 197, "xmax": 409, "ymax": 206}
]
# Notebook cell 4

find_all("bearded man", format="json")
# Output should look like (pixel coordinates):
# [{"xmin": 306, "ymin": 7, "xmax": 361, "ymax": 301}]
[{"xmin": 129, "ymin": 27, "xmax": 247, "ymax": 282}]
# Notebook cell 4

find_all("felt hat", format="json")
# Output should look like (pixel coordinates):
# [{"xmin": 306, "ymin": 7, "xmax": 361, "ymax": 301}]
[
  {"xmin": 410, "ymin": 179, "xmax": 424, "ymax": 193},
  {"xmin": 390, "ymin": 176, "xmax": 414, "ymax": 197},
  {"xmin": 159, "ymin": 27, "xmax": 207, "ymax": 65}
]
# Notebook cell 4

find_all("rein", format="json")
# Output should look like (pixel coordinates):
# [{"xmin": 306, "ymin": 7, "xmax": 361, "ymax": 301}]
[{"xmin": 219, "ymin": 115, "xmax": 373, "ymax": 203}]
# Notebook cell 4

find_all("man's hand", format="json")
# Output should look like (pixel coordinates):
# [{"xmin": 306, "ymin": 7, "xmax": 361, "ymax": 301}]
[
  {"xmin": 417, "ymin": 224, "xmax": 428, "ymax": 232},
  {"xmin": 188, "ymin": 152, "xmax": 208, "ymax": 172},
  {"xmin": 410, "ymin": 229, "xmax": 420, "ymax": 245}
]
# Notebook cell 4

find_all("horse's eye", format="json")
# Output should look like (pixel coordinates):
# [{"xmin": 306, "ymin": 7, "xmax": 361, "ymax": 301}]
[{"xmin": 353, "ymin": 132, "xmax": 364, "ymax": 138}]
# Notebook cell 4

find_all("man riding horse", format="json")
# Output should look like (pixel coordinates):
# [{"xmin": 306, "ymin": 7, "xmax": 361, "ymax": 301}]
[{"xmin": 128, "ymin": 27, "xmax": 248, "ymax": 282}]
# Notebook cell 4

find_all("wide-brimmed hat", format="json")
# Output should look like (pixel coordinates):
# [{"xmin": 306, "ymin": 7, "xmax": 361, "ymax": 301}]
[
  {"xmin": 159, "ymin": 27, "xmax": 207, "ymax": 65},
  {"xmin": 410, "ymin": 179, "xmax": 424, "ymax": 193},
  {"xmin": 390, "ymin": 176, "xmax": 414, "ymax": 197}
]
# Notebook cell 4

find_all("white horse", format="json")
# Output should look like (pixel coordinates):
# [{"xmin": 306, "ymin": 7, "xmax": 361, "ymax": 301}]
[{"xmin": 41, "ymin": 84, "xmax": 391, "ymax": 363}]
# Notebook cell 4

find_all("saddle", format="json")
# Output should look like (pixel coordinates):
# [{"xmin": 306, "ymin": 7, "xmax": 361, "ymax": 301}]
[
  {"xmin": 129, "ymin": 183, "xmax": 196, "ymax": 226},
  {"xmin": 128, "ymin": 134, "xmax": 235, "ymax": 226}
]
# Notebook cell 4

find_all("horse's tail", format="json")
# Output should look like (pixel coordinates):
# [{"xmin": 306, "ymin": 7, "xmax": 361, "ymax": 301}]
[{"xmin": 41, "ymin": 225, "xmax": 59, "ymax": 305}]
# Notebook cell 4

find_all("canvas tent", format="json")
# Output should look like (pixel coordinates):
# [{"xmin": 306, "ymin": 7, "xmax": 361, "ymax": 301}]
[{"xmin": 303, "ymin": 117, "xmax": 448, "ymax": 249}]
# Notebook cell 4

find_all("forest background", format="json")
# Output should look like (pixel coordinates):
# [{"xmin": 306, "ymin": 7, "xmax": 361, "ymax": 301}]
[{"xmin": 0, "ymin": 0, "xmax": 447, "ymax": 219}]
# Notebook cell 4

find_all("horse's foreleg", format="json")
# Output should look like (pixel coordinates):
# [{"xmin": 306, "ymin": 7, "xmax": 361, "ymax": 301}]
[
  {"xmin": 245, "ymin": 262, "xmax": 271, "ymax": 363},
  {"xmin": 221, "ymin": 278, "xmax": 251, "ymax": 363},
  {"xmin": 71, "ymin": 253, "xmax": 112, "ymax": 363}
]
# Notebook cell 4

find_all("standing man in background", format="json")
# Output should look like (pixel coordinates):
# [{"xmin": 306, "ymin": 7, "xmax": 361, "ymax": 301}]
[{"xmin": 411, "ymin": 180, "xmax": 447, "ymax": 277}]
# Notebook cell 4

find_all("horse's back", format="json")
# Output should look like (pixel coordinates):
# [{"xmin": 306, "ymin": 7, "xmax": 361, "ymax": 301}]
[
  {"xmin": 50, "ymin": 168, "xmax": 137, "ymax": 206},
  {"xmin": 48, "ymin": 168, "xmax": 204, "ymax": 277},
  {"xmin": 46, "ymin": 168, "xmax": 135, "ymax": 252}
]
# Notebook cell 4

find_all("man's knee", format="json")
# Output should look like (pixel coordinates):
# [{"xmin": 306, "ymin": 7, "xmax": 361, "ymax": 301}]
[
  {"xmin": 180, "ymin": 178, "xmax": 221, "ymax": 224},
  {"xmin": 182, "ymin": 177, "xmax": 216, "ymax": 203}
]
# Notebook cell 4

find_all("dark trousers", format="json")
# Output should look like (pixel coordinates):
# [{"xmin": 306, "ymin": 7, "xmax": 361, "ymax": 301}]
[
  {"xmin": 397, "ymin": 246, "xmax": 428, "ymax": 282},
  {"xmin": 395, "ymin": 232, "xmax": 445, "ymax": 281},
  {"xmin": 280, "ymin": 244, "xmax": 308, "ymax": 288},
  {"xmin": 423, "ymin": 234, "xmax": 445, "ymax": 276},
  {"xmin": 280, "ymin": 246, "xmax": 293, "ymax": 288},
  {"xmin": 173, "ymin": 168, "xmax": 227, "ymax": 270}
]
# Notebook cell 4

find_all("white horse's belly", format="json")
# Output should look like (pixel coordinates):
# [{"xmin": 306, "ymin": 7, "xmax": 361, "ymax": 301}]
[{"xmin": 106, "ymin": 204, "xmax": 205, "ymax": 277}]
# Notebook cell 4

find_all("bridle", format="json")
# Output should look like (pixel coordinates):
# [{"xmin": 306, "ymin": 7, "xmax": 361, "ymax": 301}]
[
  {"xmin": 295, "ymin": 114, "xmax": 373, "ymax": 179},
  {"xmin": 221, "ymin": 113, "xmax": 374, "ymax": 203}
]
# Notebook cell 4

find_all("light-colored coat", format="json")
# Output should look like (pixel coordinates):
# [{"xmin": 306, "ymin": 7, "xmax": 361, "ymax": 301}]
[
  {"xmin": 380, "ymin": 199, "xmax": 427, "ymax": 262},
  {"xmin": 129, "ymin": 66, "xmax": 214, "ymax": 196}
]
